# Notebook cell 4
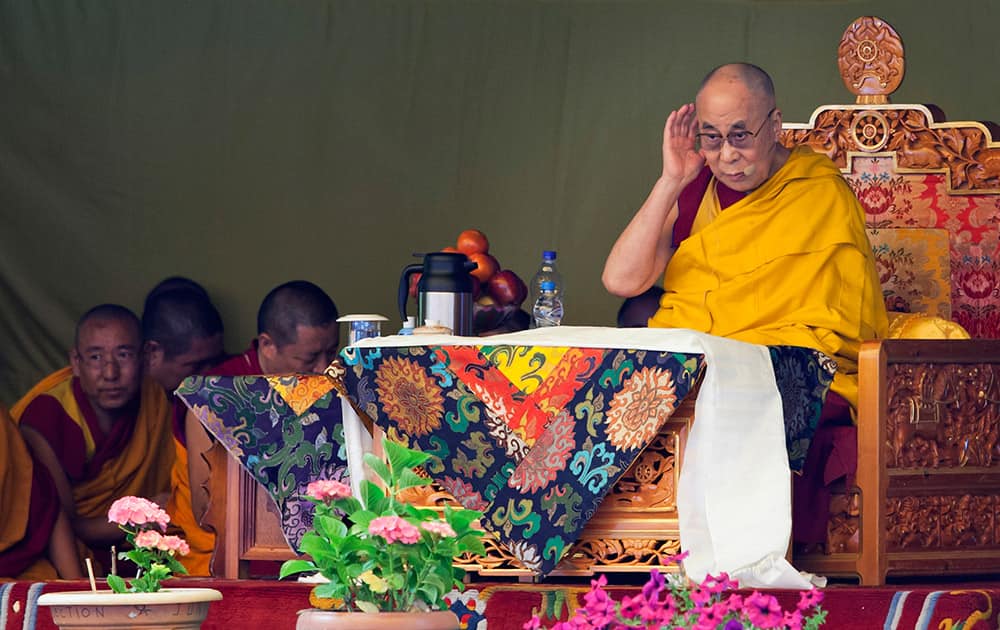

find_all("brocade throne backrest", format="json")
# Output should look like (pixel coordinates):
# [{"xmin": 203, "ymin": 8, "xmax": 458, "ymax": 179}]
[{"xmin": 779, "ymin": 16, "xmax": 1000, "ymax": 338}]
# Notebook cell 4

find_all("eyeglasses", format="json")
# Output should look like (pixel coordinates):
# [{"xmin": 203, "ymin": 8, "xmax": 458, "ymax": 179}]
[
  {"xmin": 78, "ymin": 348, "xmax": 139, "ymax": 370},
  {"xmin": 696, "ymin": 107, "xmax": 776, "ymax": 152}
]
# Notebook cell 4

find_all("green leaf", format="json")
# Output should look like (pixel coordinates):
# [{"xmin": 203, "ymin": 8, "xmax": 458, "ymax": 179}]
[
  {"xmin": 335, "ymin": 496, "xmax": 363, "ymax": 514},
  {"xmin": 383, "ymin": 438, "xmax": 430, "ymax": 476},
  {"xmin": 363, "ymin": 453, "xmax": 391, "ymax": 486},
  {"xmin": 279, "ymin": 559, "xmax": 318, "ymax": 579},
  {"xmin": 350, "ymin": 509, "xmax": 377, "ymax": 529},
  {"xmin": 299, "ymin": 536, "xmax": 339, "ymax": 566},
  {"xmin": 106, "ymin": 574, "xmax": 128, "ymax": 594},
  {"xmin": 314, "ymin": 513, "xmax": 348, "ymax": 541},
  {"xmin": 403, "ymin": 504, "xmax": 439, "ymax": 521},
  {"xmin": 164, "ymin": 553, "xmax": 187, "ymax": 576},
  {"xmin": 445, "ymin": 506, "xmax": 484, "ymax": 532},
  {"xmin": 359, "ymin": 480, "xmax": 388, "ymax": 513},
  {"xmin": 416, "ymin": 583, "xmax": 442, "ymax": 609},
  {"xmin": 396, "ymin": 468, "xmax": 432, "ymax": 492}
]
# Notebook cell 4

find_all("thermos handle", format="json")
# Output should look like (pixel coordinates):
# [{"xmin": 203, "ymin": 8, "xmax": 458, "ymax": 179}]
[{"xmin": 398, "ymin": 263, "xmax": 423, "ymax": 321}]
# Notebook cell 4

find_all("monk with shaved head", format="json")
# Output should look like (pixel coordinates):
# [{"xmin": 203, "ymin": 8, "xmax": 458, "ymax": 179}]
[
  {"xmin": 603, "ymin": 63, "xmax": 888, "ymax": 550},
  {"xmin": 12, "ymin": 304, "xmax": 174, "ymax": 573}
]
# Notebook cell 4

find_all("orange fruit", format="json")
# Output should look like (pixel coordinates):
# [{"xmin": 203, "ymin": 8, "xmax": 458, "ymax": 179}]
[
  {"xmin": 467, "ymin": 252, "xmax": 499, "ymax": 283},
  {"xmin": 456, "ymin": 229, "xmax": 489, "ymax": 256}
]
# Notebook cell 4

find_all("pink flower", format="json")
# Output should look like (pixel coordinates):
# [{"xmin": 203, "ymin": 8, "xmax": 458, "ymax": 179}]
[
  {"xmin": 581, "ymin": 575, "xmax": 617, "ymax": 626},
  {"xmin": 665, "ymin": 549, "xmax": 690, "ymax": 565},
  {"xmin": 158, "ymin": 535, "xmax": 191, "ymax": 556},
  {"xmin": 108, "ymin": 496, "xmax": 170, "ymax": 530},
  {"xmin": 306, "ymin": 479, "xmax": 352, "ymax": 502},
  {"xmin": 702, "ymin": 572, "xmax": 737, "ymax": 594},
  {"xmin": 694, "ymin": 603, "xmax": 727, "ymax": 630},
  {"xmin": 368, "ymin": 515, "xmax": 421, "ymax": 544},
  {"xmin": 688, "ymin": 582, "xmax": 713, "ymax": 607},
  {"xmin": 724, "ymin": 593, "xmax": 744, "ymax": 614},
  {"xmin": 132, "ymin": 531, "xmax": 190, "ymax": 556},
  {"xmin": 797, "ymin": 588, "xmax": 824, "ymax": 611},
  {"xmin": 744, "ymin": 591, "xmax": 784, "ymax": 629},
  {"xmin": 133, "ymin": 530, "xmax": 163, "ymax": 549},
  {"xmin": 421, "ymin": 520, "xmax": 456, "ymax": 537},
  {"xmin": 783, "ymin": 608, "xmax": 805, "ymax": 630}
]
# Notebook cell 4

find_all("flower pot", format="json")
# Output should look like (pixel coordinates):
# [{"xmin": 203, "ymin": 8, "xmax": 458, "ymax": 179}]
[
  {"xmin": 37, "ymin": 587, "xmax": 223, "ymax": 629},
  {"xmin": 295, "ymin": 609, "xmax": 459, "ymax": 630}
]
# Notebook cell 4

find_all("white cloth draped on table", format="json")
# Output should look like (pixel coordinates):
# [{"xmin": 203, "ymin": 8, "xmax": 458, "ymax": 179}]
[{"xmin": 339, "ymin": 325, "xmax": 814, "ymax": 589}]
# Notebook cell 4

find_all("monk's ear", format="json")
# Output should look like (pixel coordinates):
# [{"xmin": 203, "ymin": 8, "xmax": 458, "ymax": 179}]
[
  {"xmin": 258, "ymin": 333, "xmax": 276, "ymax": 360},
  {"xmin": 772, "ymin": 108, "xmax": 783, "ymax": 139},
  {"xmin": 144, "ymin": 340, "xmax": 163, "ymax": 370},
  {"xmin": 70, "ymin": 348, "xmax": 82, "ymax": 378}
]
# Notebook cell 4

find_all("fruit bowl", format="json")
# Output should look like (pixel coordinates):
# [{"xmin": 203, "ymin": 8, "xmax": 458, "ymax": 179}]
[{"xmin": 473, "ymin": 302, "xmax": 529, "ymax": 335}]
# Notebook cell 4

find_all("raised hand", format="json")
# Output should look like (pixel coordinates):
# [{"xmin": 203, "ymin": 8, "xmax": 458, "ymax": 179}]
[{"xmin": 661, "ymin": 103, "xmax": 704, "ymax": 188}]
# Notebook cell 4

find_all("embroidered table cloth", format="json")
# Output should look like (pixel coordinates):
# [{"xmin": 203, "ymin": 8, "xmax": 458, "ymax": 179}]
[
  {"xmin": 178, "ymin": 326, "xmax": 833, "ymax": 583},
  {"xmin": 176, "ymin": 374, "xmax": 350, "ymax": 550},
  {"xmin": 339, "ymin": 327, "xmax": 834, "ymax": 582}
]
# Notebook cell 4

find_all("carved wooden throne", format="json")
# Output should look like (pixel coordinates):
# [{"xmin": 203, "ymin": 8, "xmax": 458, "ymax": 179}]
[{"xmin": 784, "ymin": 16, "xmax": 1000, "ymax": 585}]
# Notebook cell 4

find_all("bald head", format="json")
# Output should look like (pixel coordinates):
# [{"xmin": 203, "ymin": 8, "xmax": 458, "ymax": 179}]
[
  {"xmin": 257, "ymin": 281, "xmax": 340, "ymax": 375},
  {"xmin": 75, "ymin": 304, "xmax": 141, "ymax": 348},
  {"xmin": 257, "ymin": 281, "xmax": 338, "ymax": 345},
  {"xmin": 698, "ymin": 63, "xmax": 775, "ymax": 106}
]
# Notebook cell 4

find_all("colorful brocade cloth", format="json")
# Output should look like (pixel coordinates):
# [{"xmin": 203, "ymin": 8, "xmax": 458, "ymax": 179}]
[
  {"xmin": 176, "ymin": 339, "xmax": 833, "ymax": 577},
  {"xmin": 175, "ymin": 374, "xmax": 350, "ymax": 550},
  {"xmin": 339, "ymin": 341, "xmax": 834, "ymax": 576},
  {"xmin": 342, "ymin": 344, "xmax": 702, "ymax": 575}
]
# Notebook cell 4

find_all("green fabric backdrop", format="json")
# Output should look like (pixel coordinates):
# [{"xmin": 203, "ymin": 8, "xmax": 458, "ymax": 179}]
[{"xmin": 1, "ymin": 0, "xmax": 998, "ymax": 404}]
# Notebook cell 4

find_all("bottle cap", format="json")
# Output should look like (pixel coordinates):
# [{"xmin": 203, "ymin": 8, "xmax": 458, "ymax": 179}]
[
  {"xmin": 540, "ymin": 280, "xmax": 555, "ymax": 291},
  {"xmin": 542, "ymin": 250, "xmax": 557, "ymax": 260}
]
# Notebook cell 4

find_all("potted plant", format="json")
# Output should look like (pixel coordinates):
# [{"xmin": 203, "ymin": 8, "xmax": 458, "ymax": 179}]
[
  {"xmin": 280, "ymin": 438, "xmax": 486, "ymax": 630},
  {"xmin": 37, "ymin": 496, "xmax": 222, "ymax": 629},
  {"xmin": 523, "ymin": 552, "xmax": 827, "ymax": 630}
]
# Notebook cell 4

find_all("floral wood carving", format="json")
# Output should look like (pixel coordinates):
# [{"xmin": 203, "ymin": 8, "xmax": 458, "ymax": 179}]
[
  {"xmin": 837, "ymin": 16, "xmax": 904, "ymax": 104},
  {"xmin": 455, "ymin": 535, "xmax": 683, "ymax": 574},
  {"xmin": 781, "ymin": 108, "xmax": 1000, "ymax": 193}
]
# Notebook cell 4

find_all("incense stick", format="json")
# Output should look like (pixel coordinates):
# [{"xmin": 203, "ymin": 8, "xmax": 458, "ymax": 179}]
[
  {"xmin": 111, "ymin": 546, "xmax": 117, "ymax": 576},
  {"xmin": 85, "ymin": 558, "xmax": 97, "ymax": 592}
]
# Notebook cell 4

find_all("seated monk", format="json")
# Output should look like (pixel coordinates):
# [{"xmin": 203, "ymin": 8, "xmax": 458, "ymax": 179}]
[
  {"xmin": 142, "ymin": 283, "xmax": 226, "ymax": 577},
  {"xmin": 0, "ymin": 406, "xmax": 82, "ymax": 579},
  {"xmin": 602, "ymin": 63, "xmax": 888, "ymax": 548},
  {"xmin": 183, "ymin": 280, "xmax": 340, "ymax": 571},
  {"xmin": 13, "ymin": 304, "xmax": 175, "ymax": 570}
]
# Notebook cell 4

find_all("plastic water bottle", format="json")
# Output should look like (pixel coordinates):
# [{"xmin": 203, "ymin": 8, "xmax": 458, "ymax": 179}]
[
  {"xmin": 532, "ymin": 281, "xmax": 564, "ymax": 328},
  {"xmin": 529, "ymin": 250, "xmax": 563, "ymax": 327}
]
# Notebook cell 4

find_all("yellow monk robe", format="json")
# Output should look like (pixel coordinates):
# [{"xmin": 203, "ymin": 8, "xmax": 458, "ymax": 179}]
[
  {"xmin": 0, "ymin": 406, "xmax": 61, "ymax": 579},
  {"xmin": 167, "ymin": 434, "xmax": 214, "ymax": 576},
  {"xmin": 12, "ymin": 368, "xmax": 175, "ymax": 565},
  {"xmin": 0, "ymin": 407, "xmax": 33, "ymax": 559},
  {"xmin": 8, "ymin": 366, "xmax": 73, "ymax": 419},
  {"xmin": 650, "ymin": 146, "xmax": 888, "ymax": 409}
]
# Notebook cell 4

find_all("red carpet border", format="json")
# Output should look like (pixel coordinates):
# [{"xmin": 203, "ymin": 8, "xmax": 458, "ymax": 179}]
[{"xmin": 1, "ymin": 579, "xmax": 997, "ymax": 629}]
